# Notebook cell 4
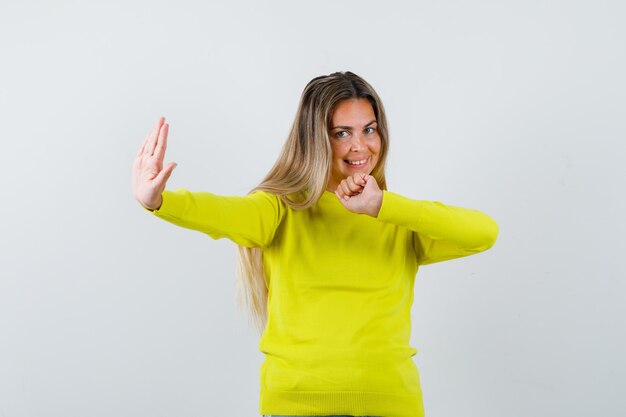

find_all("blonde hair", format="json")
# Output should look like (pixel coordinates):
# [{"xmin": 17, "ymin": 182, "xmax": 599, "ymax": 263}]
[{"xmin": 235, "ymin": 71, "xmax": 391, "ymax": 336}]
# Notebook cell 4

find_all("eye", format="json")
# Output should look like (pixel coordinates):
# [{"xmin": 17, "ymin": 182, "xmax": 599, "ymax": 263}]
[
  {"xmin": 335, "ymin": 130, "xmax": 349, "ymax": 138},
  {"xmin": 365, "ymin": 127, "xmax": 377, "ymax": 134}
]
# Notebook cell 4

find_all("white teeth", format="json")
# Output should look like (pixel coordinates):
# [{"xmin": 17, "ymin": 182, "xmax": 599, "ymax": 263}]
[{"xmin": 346, "ymin": 158, "xmax": 367, "ymax": 165}]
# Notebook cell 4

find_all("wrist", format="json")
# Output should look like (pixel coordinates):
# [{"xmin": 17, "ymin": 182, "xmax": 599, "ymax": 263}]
[
  {"xmin": 366, "ymin": 190, "xmax": 383, "ymax": 217},
  {"xmin": 142, "ymin": 195, "xmax": 163, "ymax": 211}
]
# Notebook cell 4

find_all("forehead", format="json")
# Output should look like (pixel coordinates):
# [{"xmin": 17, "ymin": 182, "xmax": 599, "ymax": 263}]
[{"xmin": 331, "ymin": 98, "xmax": 376, "ymax": 126}]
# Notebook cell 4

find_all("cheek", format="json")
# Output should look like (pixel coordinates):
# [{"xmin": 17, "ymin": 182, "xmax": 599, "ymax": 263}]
[
  {"xmin": 373, "ymin": 136, "xmax": 382, "ymax": 152},
  {"xmin": 371, "ymin": 138, "xmax": 382, "ymax": 163},
  {"xmin": 332, "ymin": 144, "xmax": 348, "ymax": 161}
]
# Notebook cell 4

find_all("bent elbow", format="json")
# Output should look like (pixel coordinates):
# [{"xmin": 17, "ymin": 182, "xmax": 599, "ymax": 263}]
[{"xmin": 480, "ymin": 216, "xmax": 499, "ymax": 251}]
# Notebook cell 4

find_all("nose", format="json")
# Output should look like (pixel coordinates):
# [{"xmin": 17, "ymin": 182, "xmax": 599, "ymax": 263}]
[{"xmin": 349, "ymin": 132, "xmax": 366, "ymax": 151}]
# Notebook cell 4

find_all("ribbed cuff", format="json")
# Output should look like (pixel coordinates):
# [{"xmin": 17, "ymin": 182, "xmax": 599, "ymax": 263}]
[{"xmin": 260, "ymin": 389, "xmax": 424, "ymax": 417}]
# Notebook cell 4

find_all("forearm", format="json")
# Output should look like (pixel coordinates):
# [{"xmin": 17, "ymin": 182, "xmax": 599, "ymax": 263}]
[
  {"xmin": 144, "ymin": 189, "xmax": 285, "ymax": 248},
  {"xmin": 376, "ymin": 190, "xmax": 499, "ymax": 250}
]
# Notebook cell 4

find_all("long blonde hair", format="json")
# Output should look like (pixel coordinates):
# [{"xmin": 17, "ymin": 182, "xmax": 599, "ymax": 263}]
[{"xmin": 235, "ymin": 71, "xmax": 391, "ymax": 336}]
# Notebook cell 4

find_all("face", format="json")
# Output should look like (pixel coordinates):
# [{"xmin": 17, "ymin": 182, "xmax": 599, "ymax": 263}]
[{"xmin": 326, "ymin": 98, "xmax": 381, "ymax": 191}]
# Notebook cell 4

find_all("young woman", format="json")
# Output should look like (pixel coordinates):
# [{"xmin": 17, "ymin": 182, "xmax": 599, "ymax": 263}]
[{"xmin": 132, "ymin": 71, "xmax": 498, "ymax": 417}]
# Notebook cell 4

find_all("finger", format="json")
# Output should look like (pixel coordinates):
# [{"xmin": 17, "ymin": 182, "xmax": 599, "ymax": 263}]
[
  {"xmin": 132, "ymin": 152, "xmax": 142, "ymax": 170},
  {"xmin": 147, "ymin": 116, "xmax": 166, "ymax": 156},
  {"xmin": 153, "ymin": 115, "xmax": 166, "ymax": 132},
  {"xmin": 339, "ymin": 180, "xmax": 352, "ymax": 196},
  {"xmin": 140, "ymin": 116, "xmax": 165, "ymax": 156},
  {"xmin": 334, "ymin": 182, "xmax": 346, "ymax": 199},
  {"xmin": 346, "ymin": 176, "xmax": 357, "ymax": 191},
  {"xmin": 334, "ymin": 185, "xmax": 344, "ymax": 200},
  {"xmin": 346, "ymin": 175, "xmax": 364, "ymax": 193},
  {"xmin": 137, "ymin": 129, "xmax": 152, "ymax": 157},
  {"xmin": 335, "ymin": 189, "xmax": 349, "ymax": 202},
  {"xmin": 136, "ymin": 138, "xmax": 145, "ymax": 157},
  {"xmin": 154, "ymin": 162, "xmax": 177, "ymax": 188},
  {"xmin": 153, "ymin": 123, "xmax": 169, "ymax": 162}
]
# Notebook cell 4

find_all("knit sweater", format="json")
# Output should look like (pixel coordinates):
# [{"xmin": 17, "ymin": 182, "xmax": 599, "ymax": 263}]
[{"xmin": 146, "ymin": 188, "xmax": 498, "ymax": 417}]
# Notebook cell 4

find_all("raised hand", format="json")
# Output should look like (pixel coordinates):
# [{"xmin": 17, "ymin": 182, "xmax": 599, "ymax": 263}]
[
  {"xmin": 334, "ymin": 173, "xmax": 383, "ymax": 217},
  {"xmin": 132, "ymin": 116, "xmax": 177, "ymax": 210}
]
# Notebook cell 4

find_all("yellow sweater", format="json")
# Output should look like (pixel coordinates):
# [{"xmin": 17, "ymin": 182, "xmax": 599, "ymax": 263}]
[{"xmin": 147, "ymin": 188, "xmax": 498, "ymax": 417}]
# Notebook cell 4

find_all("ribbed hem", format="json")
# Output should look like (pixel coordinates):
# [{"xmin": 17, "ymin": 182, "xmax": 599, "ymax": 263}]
[{"xmin": 260, "ymin": 389, "xmax": 424, "ymax": 417}]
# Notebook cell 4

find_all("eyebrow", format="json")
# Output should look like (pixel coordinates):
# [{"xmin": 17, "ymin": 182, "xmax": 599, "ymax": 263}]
[{"xmin": 330, "ymin": 120, "xmax": 378, "ymax": 130}]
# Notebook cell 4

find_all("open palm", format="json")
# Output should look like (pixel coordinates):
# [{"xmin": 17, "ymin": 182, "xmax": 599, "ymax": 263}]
[{"xmin": 132, "ymin": 116, "xmax": 177, "ymax": 210}]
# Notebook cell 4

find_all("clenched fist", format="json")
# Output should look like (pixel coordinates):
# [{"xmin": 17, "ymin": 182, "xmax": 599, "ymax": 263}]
[{"xmin": 334, "ymin": 173, "xmax": 383, "ymax": 217}]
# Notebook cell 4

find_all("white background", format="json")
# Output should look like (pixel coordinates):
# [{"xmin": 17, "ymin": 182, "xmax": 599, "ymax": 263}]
[{"xmin": 1, "ymin": 1, "xmax": 624, "ymax": 416}]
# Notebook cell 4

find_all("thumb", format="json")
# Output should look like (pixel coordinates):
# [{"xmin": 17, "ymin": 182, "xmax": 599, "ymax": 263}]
[
  {"xmin": 155, "ymin": 162, "xmax": 177, "ymax": 188},
  {"xmin": 365, "ymin": 174, "xmax": 378, "ymax": 188}
]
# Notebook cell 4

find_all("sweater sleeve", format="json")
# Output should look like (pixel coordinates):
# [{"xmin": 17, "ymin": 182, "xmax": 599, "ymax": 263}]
[
  {"xmin": 376, "ymin": 190, "xmax": 499, "ymax": 265},
  {"xmin": 142, "ymin": 189, "xmax": 285, "ymax": 248}
]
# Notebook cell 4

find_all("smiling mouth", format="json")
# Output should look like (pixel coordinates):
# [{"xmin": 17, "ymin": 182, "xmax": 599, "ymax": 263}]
[{"xmin": 344, "ymin": 156, "xmax": 370, "ymax": 167}]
